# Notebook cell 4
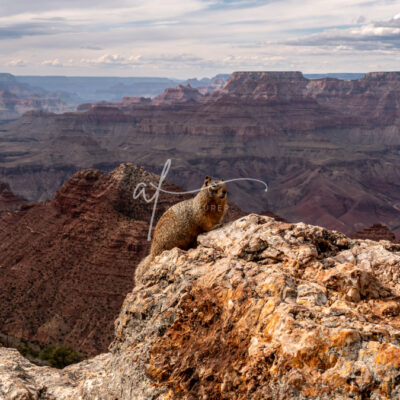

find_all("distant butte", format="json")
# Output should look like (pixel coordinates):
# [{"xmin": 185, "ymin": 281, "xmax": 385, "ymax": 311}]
[
  {"xmin": 0, "ymin": 181, "xmax": 25, "ymax": 214},
  {"xmin": 151, "ymin": 84, "xmax": 204, "ymax": 105},
  {"xmin": 351, "ymin": 223, "xmax": 398, "ymax": 243}
]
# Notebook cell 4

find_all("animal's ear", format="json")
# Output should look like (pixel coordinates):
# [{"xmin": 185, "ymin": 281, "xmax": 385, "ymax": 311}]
[{"xmin": 203, "ymin": 176, "xmax": 211, "ymax": 186}]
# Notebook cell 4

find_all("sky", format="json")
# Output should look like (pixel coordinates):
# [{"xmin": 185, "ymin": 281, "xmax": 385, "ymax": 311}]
[{"xmin": 1, "ymin": 0, "xmax": 400, "ymax": 78}]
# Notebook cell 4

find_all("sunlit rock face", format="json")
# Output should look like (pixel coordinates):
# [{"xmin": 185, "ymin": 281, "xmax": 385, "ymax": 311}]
[{"xmin": 2, "ymin": 214, "xmax": 400, "ymax": 399}]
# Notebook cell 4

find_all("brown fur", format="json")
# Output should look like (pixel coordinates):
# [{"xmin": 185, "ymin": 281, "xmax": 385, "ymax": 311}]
[{"xmin": 136, "ymin": 176, "xmax": 227, "ymax": 281}]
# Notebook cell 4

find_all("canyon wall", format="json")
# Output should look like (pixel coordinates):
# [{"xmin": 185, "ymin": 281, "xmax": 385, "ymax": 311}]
[{"xmin": 0, "ymin": 71, "xmax": 399, "ymax": 237}]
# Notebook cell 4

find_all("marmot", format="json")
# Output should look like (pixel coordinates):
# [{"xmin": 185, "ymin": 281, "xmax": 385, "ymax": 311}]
[{"xmin": 136, "ymin": 176, "xmax": 228, "ymax": 281}]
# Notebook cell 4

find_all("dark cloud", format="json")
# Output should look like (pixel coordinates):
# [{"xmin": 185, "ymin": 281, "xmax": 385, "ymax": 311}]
[
  {"xmin": 0, "ymin": 0, "xmax": 126, "ymax": 17},
  {"xmin": 375, "ymin": 16, "xmax": 400, "ymax": 28},
  {"xmin": 0, "ymin": 21, "xmax": 69, "ymax": 40},
  {"xmin": 80, "ymin": 45, "xmax": 103, "ymax": 50},
  {"xmin": 356, "ymin": 16, "xmax": 366, "ymax": 24},
  {"xmin": 284, "ymin": 16, "xmax": 400, "ymax": 51},
  {"xmin": 32, "ymin": 17, "xmax": 67, "ymax": 22},
  {"xmin": 205, "ymin": 0, "xmax": 275, "ymax": 9}
]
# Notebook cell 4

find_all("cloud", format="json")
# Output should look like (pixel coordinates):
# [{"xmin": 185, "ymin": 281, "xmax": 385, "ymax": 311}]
[
  {"xmin": 205, "ymin": 0, "xmax": 275, "ymax": 10},
  {"xmin": 0, "ymin": 21, "xmax": 70, "ymax": 40},
  {"xmin": 0, "ymin": 0, "xmax": 208, "ymax": 28},
  {"xmin": 150, "ymin": 54, "xmax": 207, "ymax": 64},
  {"xmin": 356, "ymin": 15, "xmax": 367, "ymax": 24},
  {"xmin": 223, "ymin": 54, "xmax": 285, "ymax": 66},
  {"xmin": 2, "ymin": 0, "xmax": 400, "ymax": 76},
  {"xmin": 78, "ymin": 51, "xmax": 289, "ymax": 73},
  {"xmin": 81, "ymin": 54, "xmax": 143, "ymax": 67},
  {"xmin": 284, "ymin": 16, "xmax": 400, "ymax": 52},
  {"xmin": 80, "ymin": 53, "xmax": 220, "ymax": 69},
  {"xmin": 80, "ymin": 45, "xmax": 103, "ymax": 50},
  {"xmin": 41, "ymin": 58, "xmax": 63, "ymax": 67},
  {"xmin": 8, "ymin": 59, "xmax": 27, "ymax": 67}
]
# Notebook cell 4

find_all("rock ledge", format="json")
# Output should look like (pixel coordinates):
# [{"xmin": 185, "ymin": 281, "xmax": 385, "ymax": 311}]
[{"xmin": 1, "ymin": 214, "xmax": 400, "ymax": 399}]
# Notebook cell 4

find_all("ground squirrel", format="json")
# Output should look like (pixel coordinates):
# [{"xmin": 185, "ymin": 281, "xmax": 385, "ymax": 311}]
[{"xmin": 136, "ymin": 176, "xmax": 228, "ymax": 281}]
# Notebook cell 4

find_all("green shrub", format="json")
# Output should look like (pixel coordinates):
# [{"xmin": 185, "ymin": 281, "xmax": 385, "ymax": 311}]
[
  {"xmin": 16, "ymin": 344, "xmax": 39, "ymax": 358},
  {"xmin": 40, "ymin": 345, "xmax": 84, "ymax": 369}
]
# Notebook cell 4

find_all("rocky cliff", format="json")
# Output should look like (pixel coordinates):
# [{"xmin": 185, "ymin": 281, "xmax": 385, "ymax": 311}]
[
  {"xmin": 2, "ymin": 214, "xmax": 400, "ymax": 399},
  {"xmin": 0, "ymin": 163, "xmax": 189, "ymax": 356},
  {"xmin": 220, "ymin": 71, "xmax": 400, "ymax": 127},
  {"xmin": 0, "ymin": 164, "xmax": 246, "ymax": 357}
]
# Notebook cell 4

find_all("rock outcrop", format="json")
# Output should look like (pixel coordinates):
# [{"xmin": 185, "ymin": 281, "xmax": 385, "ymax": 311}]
[
  {"xmin": 0, "ymin": 164, "xmax": 189, "ymax": 356},
  {"xmin": 198, "ymin": 77, "xmax": 226, "ymax": 95},
  {"xmin": 0, "ymin": 164, "xmax": 245, "ymax": 357},
  {"xmin": 0, "ymin": 181, "xmax": 25, "ymax": 213},
  {"xmin": 76, "ymin": 97, "xmax": 152, "ymax": 112},
  {"xmin": 152, "ymin": 85, "xmax": 204, "ymax": 105},
  {"xmin": 2, "ymin": 214, "xmax": 400, "ymax": 399},
  {"xmin": 351, "ymin": 223, "xmax": 398, "ymax": 243}
]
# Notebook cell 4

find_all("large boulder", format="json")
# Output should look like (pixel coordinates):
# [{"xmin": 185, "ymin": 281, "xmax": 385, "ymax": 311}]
[{"xmin": 1, "ymin": 214, "xmax": 400, "ymax": 399}]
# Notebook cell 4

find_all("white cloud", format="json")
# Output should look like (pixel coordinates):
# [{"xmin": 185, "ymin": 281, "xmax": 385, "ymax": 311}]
[
  {"xmin": 81, "ymin": 54, "xmax": 142, "ymax": 66},
  {"xmin": 41, "ymin": 58, "xmax": 63, "ymax": 67},
  {"xmin": 0, "ymin": 0, "xmax": 209, "ymax": 27},
  {"xmin": 8, "ymin": 58, "xmax": 27, "ymax": 67},
  {"xmin": 284, "ymin": 16, "xmax": 400, "ymax": 52},
  {"xmin": 80, "ymin": 53, "xmax": 220, "ymax": 69}
]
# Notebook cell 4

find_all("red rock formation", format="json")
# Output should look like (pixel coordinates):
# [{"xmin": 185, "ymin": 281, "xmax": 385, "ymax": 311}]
[
  {"xmin": 350, "ymin": 223, "xmax": 397, "ymax": 242},
  {"xmin": 198, "ymin": 77, "xmax": 226, "ymax": 95},
  {"xmin": 0, "ymin": 164, "xmax": 246, "ymax": 356},
  {"xmin": 261, "ymin": 210, "xmax": 288, "ymax": 222},
  {"xmin": 0, "ymin": 164, "xmax": 190, "ymax": 356},
  {"xmin": 0, "ymin": 181, "xmax": 25, "ymax": 213},
  {"xmin": 218, "ymin": 71, "xmax": 400, "ymax": 127},
  {"xmin": 77, "ymin": 97, "xmax": 151, "ymax": 112},
  {"xmin": 151, "ymin": 85, "xmax": 203, "ymax": 105}
]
